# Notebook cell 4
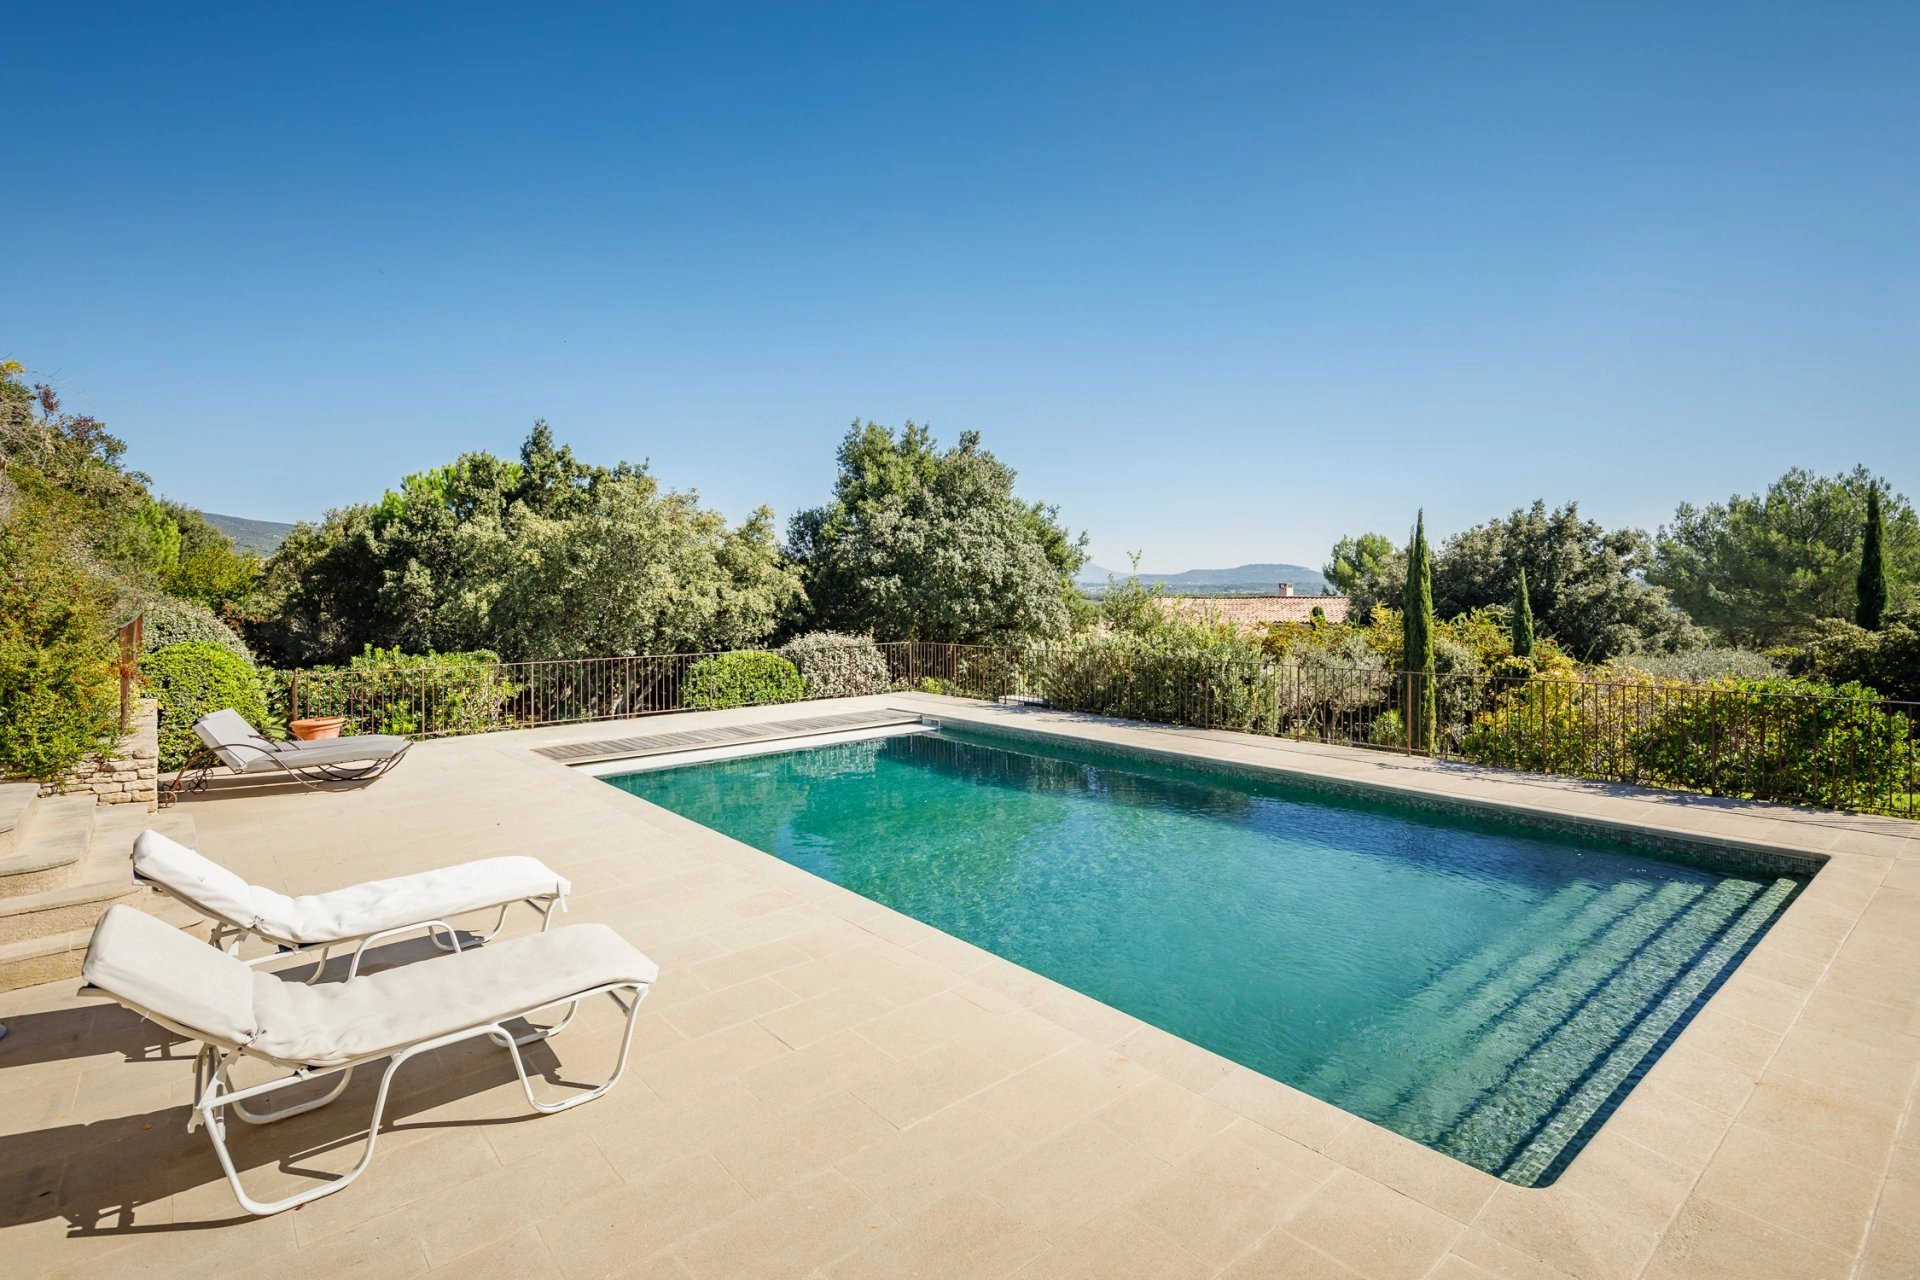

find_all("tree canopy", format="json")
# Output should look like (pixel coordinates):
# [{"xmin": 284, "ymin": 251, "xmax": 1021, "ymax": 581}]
[
  {"xmin": 1324, "ymin": 532, "xmax": 1394, "ymax": 596},
  {"xmin": 247, "ymin": 424, "xmax": 801, "ymax": 664},
  {"xmin": 785, "ymin": 421, "xmax": 1087, "ymax": 643},
  {"xmin": 1650, "ymin": 467, "xmax": 1918, "ymax": 647}
]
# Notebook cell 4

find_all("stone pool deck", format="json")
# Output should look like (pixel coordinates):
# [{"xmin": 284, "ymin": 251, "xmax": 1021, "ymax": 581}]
[{"xmin": 2, "ymin": 694, "xmax": 1915, "ymax": 1279}]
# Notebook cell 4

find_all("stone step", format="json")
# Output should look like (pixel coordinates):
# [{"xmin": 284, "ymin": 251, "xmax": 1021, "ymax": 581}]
[
  {"xmin": 0, "ymin": 794, "xmax": 98, "ymax": 898},
  {"xmin": 0, "ymin": 782, "xmax": 38, "ymax": 857},
  {"xmin": 0, "ymin": 811, "xmax": 199, "ymax": 994}
]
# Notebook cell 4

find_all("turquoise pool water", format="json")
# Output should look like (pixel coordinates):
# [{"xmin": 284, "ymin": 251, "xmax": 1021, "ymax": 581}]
[{"xmin": 605, "ymin": 726, "xmax": 1804, "ymax": 1184}]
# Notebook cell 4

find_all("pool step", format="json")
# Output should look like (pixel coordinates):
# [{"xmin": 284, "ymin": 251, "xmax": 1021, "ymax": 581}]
[
  {"xmin": 0, "ymin": 794, "xmax": 101, "ymax": 896},
  {"xmin": 0, "ymin": 807, "xmax": 199, "ymax": 993}
]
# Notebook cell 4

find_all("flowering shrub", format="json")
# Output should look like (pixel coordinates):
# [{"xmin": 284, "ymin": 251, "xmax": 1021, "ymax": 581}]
[{"xmin": 779, "ymin": 632, "xmax": 892, "ymax": 698}]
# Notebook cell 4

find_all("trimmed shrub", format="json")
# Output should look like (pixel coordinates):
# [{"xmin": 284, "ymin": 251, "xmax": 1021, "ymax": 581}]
[
  {"xmin": 0, "ymin": 516, "xmax": 119, "ymax": 780},
  {"xmin": 681, "ymin": 651, "xmax": 804, "ymax": 710},
  {"xmin": 137, "ymin": 592, "xmax": 255, "ymax": 664},
  {"xmin": 779, "ymin": 632, "xmax": 893, "ymax": 698},
  {"xmin": 145, "ymin": 641, "xmax": 271, "ymax": 770}
]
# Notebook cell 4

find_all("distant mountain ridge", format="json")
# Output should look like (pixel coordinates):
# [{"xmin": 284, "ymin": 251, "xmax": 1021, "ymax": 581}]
[
  {"xmin": 200, "ymin": 511, "xmax": 298, "ymax": 556},
  {"xmin": 1078, "ymin": 561, "xmax": 1332, "ymax": 595}
]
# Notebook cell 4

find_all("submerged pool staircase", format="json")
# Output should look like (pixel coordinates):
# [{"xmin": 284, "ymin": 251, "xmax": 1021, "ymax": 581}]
[{"xmin": 1308, "ymin": 868, "xmax": 1798, "ymax": 1185}]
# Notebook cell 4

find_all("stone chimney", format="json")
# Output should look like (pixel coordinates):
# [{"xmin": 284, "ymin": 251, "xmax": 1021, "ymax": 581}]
[{"xmin": 1277, "ymin": 583, "xmax": 1295, "ymax": 597}]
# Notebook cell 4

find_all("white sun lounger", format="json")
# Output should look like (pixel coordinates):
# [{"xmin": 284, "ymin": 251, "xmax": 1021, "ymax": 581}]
[
  {"xmin": 133, "ymin": 829, "xmax": 570, "ymax": 979},
  {"xmin": 80, "ymin": 903, "xmax": 657, "ymax": 1215}
]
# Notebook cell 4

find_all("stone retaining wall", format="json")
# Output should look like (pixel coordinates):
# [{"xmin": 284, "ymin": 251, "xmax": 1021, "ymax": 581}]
[{"xmin": 40, "ymin": 700, "xmax": 159, "ymax": 811}]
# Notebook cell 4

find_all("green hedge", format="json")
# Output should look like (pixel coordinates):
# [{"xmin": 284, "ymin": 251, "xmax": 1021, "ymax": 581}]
[
  {"xmin": 145, "ymin": 640, "xmax": 271, "ymax": 770},
  {"xmin": 681, "ymin": 651, "xmax": 804, "ymax": 710}
]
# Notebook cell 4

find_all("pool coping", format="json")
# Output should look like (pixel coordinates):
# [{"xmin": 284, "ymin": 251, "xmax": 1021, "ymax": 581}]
[{"xmin": 535, "ymin": 693, "xmax": 1917, "ymax": 1277}]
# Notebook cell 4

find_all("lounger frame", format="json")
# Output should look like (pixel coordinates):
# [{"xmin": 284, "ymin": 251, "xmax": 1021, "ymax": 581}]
[
  {"xmin": 161, "ymin": 736, "xmax": 412, "ymax": 805},
  {"xmin": 100, "ymin": 979, "xmax": 648, "ymax": 1216}
]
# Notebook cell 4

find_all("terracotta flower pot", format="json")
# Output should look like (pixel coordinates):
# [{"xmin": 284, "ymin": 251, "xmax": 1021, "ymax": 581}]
[{"xmin": 289, "ymin": 716, "xmax": 346, "ymax": 741}]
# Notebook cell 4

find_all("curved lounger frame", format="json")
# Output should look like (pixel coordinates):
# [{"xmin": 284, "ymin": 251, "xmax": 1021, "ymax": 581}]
[
  {"xmin": 161, "ymin": 738, "xmax": 412, "ymax": 806},
  {"xmin": 145, "ymin": 981, "xmax": 647, "ymax": 1216}
]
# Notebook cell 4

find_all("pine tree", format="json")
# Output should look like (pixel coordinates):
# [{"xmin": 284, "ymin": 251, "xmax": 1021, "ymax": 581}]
[
  {"xmin": 1403, "ymin": 512, "xmax": 1437, "ymax": 754},
  {"xmin": 1857, "ymin": 483, "xmax": 1889, "ymax": 631},
  {"xmin": 1511, "ymin": 567, "xmax": 1535, "ymax": 658}
]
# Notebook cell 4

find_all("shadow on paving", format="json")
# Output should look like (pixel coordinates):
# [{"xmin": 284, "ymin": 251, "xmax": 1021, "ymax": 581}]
[{"xmin": 0, "ymin": 939, "xmax": 610, "ymax": 1240}]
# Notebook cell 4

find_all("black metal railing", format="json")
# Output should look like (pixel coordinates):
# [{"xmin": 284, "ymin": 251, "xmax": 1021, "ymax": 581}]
[{"xmin": 271, "ymin": 639, "xmax": 1919, "ymax": 819}]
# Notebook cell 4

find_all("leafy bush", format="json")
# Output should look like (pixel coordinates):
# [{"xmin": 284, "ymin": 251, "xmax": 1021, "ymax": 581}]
[
  {"xmin": 273, "ymin": 647, "xmax": 520, "ymax": 737},
  {"xmin": 134, "ymin": 591, "xmax": 255, "ymax": 663},
  {"xmin": 1628, "ymin": 677, "xmax": 1912, "ymax": 811},
  {"xmin": 1030, "ymin": 632, "xmax": 1285, "ymax": 734},
  {"xmin": 0, "ymin": 512, "xmax": 119, "ymax": 780},
  {"xmin": 779, "ymin": 632, "xmax": 893, "ymax": 698},
  {"xmin": 681, "ymin": 651, "xmax": 804, "ymax": 710},
  {"xmin": 1462, "ymin": 672, "xmax": 1916, "ymax": 812},
  {"xmin": 1608, "ymin": 646, "xmax": 1782, "ymax": 684},
  {"xmin": 1787, "ymin": 616, "xmax": 1920, "ymax": 703},
  {"xmin": 144, "ymin": 641, "xmax": 271, "ymax": 770}
]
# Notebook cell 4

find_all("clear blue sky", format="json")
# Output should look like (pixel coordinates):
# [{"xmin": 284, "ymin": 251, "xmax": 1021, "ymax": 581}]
[{"xmin": 7, "ymin": 2, "xmax": 1915, "ymax": 573}]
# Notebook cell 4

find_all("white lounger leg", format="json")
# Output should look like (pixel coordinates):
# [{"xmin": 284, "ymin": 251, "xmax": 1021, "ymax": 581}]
[{"xmin": 194, "ymin": 983, "xmax": 648, "ymax": 1216}]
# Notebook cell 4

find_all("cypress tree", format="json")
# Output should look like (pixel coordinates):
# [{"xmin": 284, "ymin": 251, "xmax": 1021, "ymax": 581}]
[
  {"xmin": 1511, "ymin": 567, "xmax": 1535, "ymax": 658},
  {"xmin": 1857, "ymin": 483, "xmax": 1889, "ymax": 631},
  {"xmin": 1403, "ymin": 511, "xmax": 1436, "ymax": 754}
]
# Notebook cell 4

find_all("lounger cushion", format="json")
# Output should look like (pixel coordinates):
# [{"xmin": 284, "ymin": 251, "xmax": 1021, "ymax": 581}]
[
  {"xmin": 83, "ymin": 905, "xmax": 656, "ymax": 1067},
  {"xmin": 227, "ymin": 735, "xmax": 411, "ymax": 776},
  {"xmin": 254, "ymin": 925, "xmax": 658, "ymax": 1065},
  {"xmin": 82, "ymin": 905, "xmax": 263, "ymax": 1048},
  {"xmin": 133, "ymin": 829, "xmax": 570, "ymax": 946},
  {"xmin": 194, "ymin": 709, "xmax": 286, "ymax": 773}
]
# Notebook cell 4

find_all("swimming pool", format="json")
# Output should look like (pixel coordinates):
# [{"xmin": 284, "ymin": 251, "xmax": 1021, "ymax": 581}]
[{"xmin": 603, "ymin": 724, "xmax": 1806, "ymax": 1185}]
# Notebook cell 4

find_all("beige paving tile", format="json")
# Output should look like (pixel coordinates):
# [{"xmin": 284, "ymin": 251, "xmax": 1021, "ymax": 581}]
[
  {"xmin": 1735, "ymin": 1070, "xmax": 1904, "ymax": 1168},
  {"xmin": 538, "ymin": 1153, "xmax": 751, "ymax": 1277},
  {"xmin": 1013, "ymin": 1208, "xmax": 1210, "ymax": 1280},
  {"xmin": 735, "ymin": 1029, "xmax": 900, "ymax": 1111},
  {"xmin": 976, "ymin": 1117, "xmax": 1169, "ymax": 1237},
  {"xmin": 237, "ymin": 1206, "xmax": 430, "ymax": 1280},
  {"xmin": 1281, "ymin": 1169, "xmax": 1463, "ymax": 1280},
  {"xmin": 1445, "ymin": 1230, "xmax": 1582, "ymax": 1280},
  {"xmin": 757, "ymin": 987, "xmax": 899, "ymax": 1050},
  {"xmin": 1321, "ymin": 1121, "xmax": 1497, "ymax": 1224},
  {"xmin": 843, "ymin": 1040, "xmax": 1008, "ymax": 1127},
  {"xmin": 1690, "ymin": 1124, "xmax": 1881, "ymax": 1253},
  {"xmin": 1640, "ymin": 1193, "xmax": 1852, "ymax": 1280},
  {"xmin": 633, "ymin": 1021, "xmax": 794, "ymax": 1099},
  {"xmin": 967, "ymin": 1046, "xmax": 1153, "ymax": 1139},
  {"xmin": 826, "ymin": 1190, "xmax": 1048, "ymax": 1280},
  {"xmin": 1473, "ymin": 1183, "xmax": 1660, "ymax": 1280},
  {"xmin": 1093, "ymin": 1074, "xmax": 1239, "ymax": 1164},
  {"xmin": 1128, "ymin": 1124, "xmax": 1322, "ymax": 1266},
  {"xmin": 292, "ymin": 1129, "xmax": 501, "ymax": 1247},
  {"xmin": 404, "ymin": 1135, "xmax": 620, "ymax": 1266},
  {"xmin": 1205, "ymin": 1066, "xmax": 1355, "ymax": 1152},
  {"xmin": 1547, "ymin": 1134, "xmax": 1694, "ymax": 1224},
  {"xmin": 659, "ymin": 976, "xmax": 802, "ymax": 1040},
  {"xmin": 704, "ymin": 1089, "xmax": 895, "ymax": 1197},
  {"xmin": 423, "ymin": 1226, "xmax": 563, "ymax": 1279},
  {"xmin": 1217, "ymin": 1231, "xmax": 1370, "ymax": 1279},
  {"xmin": 675, "ymin": 1170, "xmax": 888, "ymax": 1280},
  {"xmin": 833, "ymin": 1102, "xmax": 1031, "ymax": 1220},
  {"xmin": 1860, "ymin": 1174, "xmax": 1920, "ymax": 1279}
]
